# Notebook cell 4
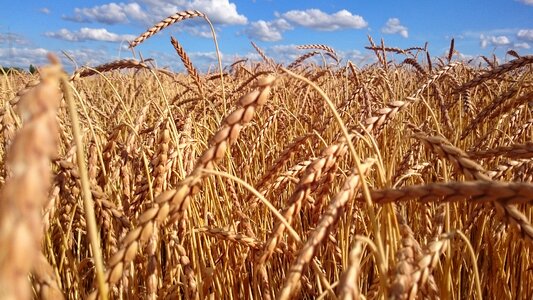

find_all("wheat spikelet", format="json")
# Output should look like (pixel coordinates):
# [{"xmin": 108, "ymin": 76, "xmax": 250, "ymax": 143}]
[
  {"xmin": 390, "ymin": 235, "xmax": 451, "ymax": 299},
  {"xmin": 403, "ymin": 58, "xmax": 427, "ymax": 76},
  {"xmin": 244, "ymin": 111, "xmax": 280, "ymax": 167},
  {"xmin": 447, "ymin": 38, "xmax": 455, "ymax": 62},
  {"xmin": 468, "ymin": 142, "xmax": 533, "ymax": 160},
  {"xmin": 170, "ymin": 36, "xmax": 204, "ymax": 97},
  {"xmin": 297, "ymin": 44, "xmax": 337, "ymax": 57},
  {"xmin": 365, "ymin": 46, "xmax": 407, "ymax": 55},
  {"xmin": 337, "ymin": 241, "xmax": 364, "ymax": 299},
  {"xmin": 196, "ymin": 227, "xmax": 264, "ymax": 249},
  {"xmin": 507, "ymin": 49, "xmax": 521, "ymax": 59},
  {"xmin": 355, "ymin": 180, "xmax": 533, "ymax": 206},
  {"xmin": 251, "ymin": 41, "xmax": 276, "ymax": 69},
  {"xmin": 129, "ymin": 10, "xmax": 205, "ymax": 48},
  {"xmin": 485, "ymin": 91, "xmax": 533, "ymax": 126},
  {"xmin": 388, "ymin": 211, "xmax": 431, "ymax": 300},
  {"xmin": 71, "ymin": 59, "xmax": 151, "ymax": 80},
  {"xmin": 8, "ymin": 79, "xmax": 40, "ymax": 106},
  {"xmin": 288, "ymin": 51, "xmax": 321, "ymax": 69}
]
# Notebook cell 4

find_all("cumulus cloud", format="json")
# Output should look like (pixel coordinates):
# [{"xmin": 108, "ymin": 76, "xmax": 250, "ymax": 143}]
[
  {"xmin": 40, "ymin": 7, "xmax": 51, "ymax": 14},
  {"xmin": 0, "ymin": 46, "xmax": 120, "ymax": 72},
  {"xmin": 517, "ymin": 29, "xmax": 533, "ymax": 41},
  {"xmin": 244, "ymin": 19, "xmax": 292, "ymax": 42},
  {"xmin": 241, "ymin": 45, "xmax": 375, "ymax": 66},
  {"xmin": 381, "ymin": 18, "xmax": 408, "ymax": 38},
  {"xmin": 64, "ymin": 2, "xmax": 146, "ymax": 24},
  {"xmin": 0, "ymin": 47, "xmax": 50, "ymax": 68},
  {"xmin": 0, "ymin": 33, "xmax": 30, "ymax": 46},
  {"xmin": 514, "ymin": 42, "xmax": 530, "ymax": 49},
  {"xmin": 62, "ymin": 48, "xmax": 111, "ymax": 68},
  {"xmin": 184, "ymin": 0, "xmax": 247, "ymax": 25},
  {"xmin": 480, "ymin": 34, "xmax": 511, "ymax": 48},
  {"xmin": 517, "ymin": 0, "xmax": 533, "ymax": 5},
  {"xmin": 281, "ymin": 9, "xmax": 367, "ymax": 31},
  {"xmin": 45, "ymin": 28, "xmax": 136, "ymax": 42},
  {"xmin": 64, "ymin": 1, "xmax": 246, "ymax": 26},
  {"xmin": 149, "ymin": 49, "xmax": 233, "ymax": 71},
  {"xmin": 340, "ymin": 49, "xmax": 376, "ymax": 65}
]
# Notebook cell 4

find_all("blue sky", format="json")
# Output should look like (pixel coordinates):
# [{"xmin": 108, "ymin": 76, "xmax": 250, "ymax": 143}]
[{"xmin": 0, "ymin": 0, "xmax": 532, "ymax": 72}]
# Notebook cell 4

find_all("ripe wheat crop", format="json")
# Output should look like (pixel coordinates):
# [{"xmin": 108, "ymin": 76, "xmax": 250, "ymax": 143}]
[{"xmin": 0, "ymin": 10, "xmax": 532, "ymax": 300}]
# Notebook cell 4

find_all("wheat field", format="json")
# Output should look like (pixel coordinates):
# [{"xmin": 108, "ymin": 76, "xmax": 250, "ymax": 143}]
[{"xmin": 0, "ymin": 10, "xmax": 532, "ymax": 300}]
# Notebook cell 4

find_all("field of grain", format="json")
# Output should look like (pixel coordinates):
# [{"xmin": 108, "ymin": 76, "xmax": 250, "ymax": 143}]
[{"xmin": 0, "ymin": 10, "xmax": 532, "ymax": 300}]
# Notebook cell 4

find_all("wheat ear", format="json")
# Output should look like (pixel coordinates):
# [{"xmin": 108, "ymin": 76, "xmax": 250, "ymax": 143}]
[
  {"xmin": 455, "ymin": 55, "xmax": 533, "ymax": 93},
  {"xmin": 129, "ymin": 10, "xmax": 205, "ymax": 48},
  {"xmin": 0, "ymin": 54, "xmax": 63, "ymax": 300}
]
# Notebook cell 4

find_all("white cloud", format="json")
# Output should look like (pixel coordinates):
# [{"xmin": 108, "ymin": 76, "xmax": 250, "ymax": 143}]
[
  {"xmin": 517, "ymin": 29, "xmax": 533, "ymax": 41},
  {"xmin": 61, "ymin": 49, "xmax": 111, "ymax": 68},
  {"xmin": 480, "ymin": 34, "xmax": 511, "ymax": 48},
  {"xmin": 65, "ymin": 1, "xmax": 246, "ymax": 25},
  {"xmin": 269, "ymin": 44, "xmax": 301, "ymax": 62},
  {"xmin": 517, "ymin": 0, "xmax": 533, "ymax": 6},
  {"xmin": 514, "ymin": 42, "xmax": 530, "ymax": 49},
  {"xmin": 244, "ymin": 19, "xmax": 292, "ymax": 42},
  {"xmin": 340, "ymin": 49, "xmax": 376, "ymax": 65},
  {"xmin": 64, "ymin": 2, "xmax": 146, "ymax": 24},
  {"xmin": 45, "ymin": 28, "xmax": 136, "ymax": 42},
  {"xmin": 40, "ymin": 7, "xmax": 51, "ymax": 14},
  {"xmin": 182, "ymin": 26, "xmax": 213, "ymax": 39},
  {"xmin": 149, "ymin": 49, "xmax": 233, "ymax": 71},
  {"xmin": 0, "ymin": 46, "xmax": 120, "ymax": 72},
  {"xmin": 0, "ymin": 33, "xmax": 30, "ymax": 46},
  {"xmin": 381, "ymin": 18, "xmax": 408, "ymax": 38},
  {"xmin": 243, "ymin": 45, "xmax": 376, "ymax": 66},
  {"xmin": 281, "ymin": 9, "xmax": 367, "ymax": 31},
  {"xmin": 184, "ymin": 0, "xmax": 247, "ymax": 25},
  {"xmin": 0, "ymin": 47, "xmax": 50, "ymax": 68}
]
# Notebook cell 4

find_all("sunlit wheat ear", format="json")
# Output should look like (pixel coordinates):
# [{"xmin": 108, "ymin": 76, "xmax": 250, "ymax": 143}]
[
  {"xmin": 170, "ymin": 36, "xmax": 204, "ymax": 97},
  {"xmin": 288, "ymin": 51, "xmax": 320, "ymax": 69},
  {"xmin": 365, "ymin": 45, "xmax": 408, "ymax": 55},
  {"xmin": 0, "ymin": 54, "xmax": 63, "ymax": 300},
  {"xmin": 129, "ymin": 10, "xmax": 205, "ymax": 48},
  {"xmin": 337, "ymin": 241, "xmax": 364, "ymax": 299},
  {"xmin": 390, "ymin": 234, "xmax": 451, "ymax": 300},
  {"xmin": 403, "ymin": 58, "xmax": 427, "ymax": 76},
  {"xmin": 355, "ymin": 181, "xmax": 533, "ymax": 206},
  {"xmin": 468, "ymin": 142, "xmax": 533, "ymax": 160},
  {"xmin": 70, "ymin": 59, "xmax": 151, "ymax": 80}
]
